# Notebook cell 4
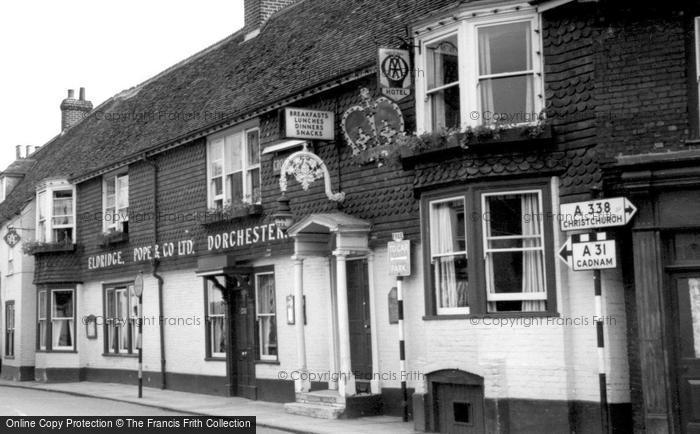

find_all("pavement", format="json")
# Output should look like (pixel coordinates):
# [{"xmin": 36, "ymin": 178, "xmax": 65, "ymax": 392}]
[{"xmin": 0, "ymin": 380, "xmax": 417, "ymax": 434}]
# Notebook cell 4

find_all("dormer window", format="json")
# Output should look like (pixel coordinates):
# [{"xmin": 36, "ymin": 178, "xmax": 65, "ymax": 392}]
[
  {"xmin": 415, "ymin": 6, "xmax": 543, "ymax": 132},
  {"xmin": 36, "ymin": 180, "xmax": 75, "ymax": 244},
  {"xmin": 103, "ymin": 172, "xmax": 129, "ymax": 233},
  {"xmin": 207, "ymin": 125, "xmax": 261, "ymax": 209}
]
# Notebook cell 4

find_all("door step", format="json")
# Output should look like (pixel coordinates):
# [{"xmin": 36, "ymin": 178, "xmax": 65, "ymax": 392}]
[
  {"xmin": 295, "ymin": 390, "xmax": 343, "ymax": 405},
  {"xmin": 284, "ymin": 402, "xmax": 345, "ymax": 419},
  {"xmin": 284, "ymin": 390, "xmax": 384, "ymax": 419}
]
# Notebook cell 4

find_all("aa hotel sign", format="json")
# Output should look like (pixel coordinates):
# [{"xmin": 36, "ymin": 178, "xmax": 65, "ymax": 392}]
[{"xmin": 378, "ymin": 48, "xmax": 412, "ymax": 102}]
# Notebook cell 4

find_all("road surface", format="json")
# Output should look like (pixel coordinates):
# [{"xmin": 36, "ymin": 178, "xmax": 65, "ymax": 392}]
[{"xmin": 0, "ymin": 386, "xmax": 288, "ymax": 433}]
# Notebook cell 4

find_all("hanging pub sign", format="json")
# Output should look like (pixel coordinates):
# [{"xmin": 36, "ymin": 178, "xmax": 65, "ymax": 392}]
[
  {"xmin": 378, "ymin": 48, "xmax": 412, "ymax": 102},
  {"xmin": 281, "ymin": 107, "xmax": 335, "ymax": 141}
]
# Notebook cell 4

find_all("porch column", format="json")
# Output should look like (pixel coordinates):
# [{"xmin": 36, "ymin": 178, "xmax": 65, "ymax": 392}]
[
  {"xmin": 367, "ymin": 252, "xmax": 381, "ymax": 394},
  {"xmin": 334, "ymin": 249, "xmax": 356, "ymax": 397},
  {"xmin": 327, "ymin": 257, "xmax": 339, "ymax": 391},
  {"xmin": 293, "ymin": 255, "xmax": 310, "ymax": 393}
]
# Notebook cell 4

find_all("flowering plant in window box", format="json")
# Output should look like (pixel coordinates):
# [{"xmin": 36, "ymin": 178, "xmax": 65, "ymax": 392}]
[
  {"xmin": 22, "ymin": 240, "xmax": 76, "ymax": 255},
  {"xmin": 397, "ymin": 115, "xmax": 550, "ymax": 166},
  {"xmin": 98, "ymin": 229, "xmax": 129, "ymax": 247},
  {"xmin": 203, "ymin": 200, "xmax": 263, "ymax": 225}
]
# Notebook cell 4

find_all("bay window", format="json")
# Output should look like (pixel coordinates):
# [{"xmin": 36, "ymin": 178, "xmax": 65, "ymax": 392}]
[
  {"xmin": 255, "ymin": 272, "xmax": 277, "ymax": 361},
  {"xmin": 205, "ymin": 280, "xmax": 226, "ymax": 359},
  {"xmin": 422, "ymin": 180, "xmax": 556, "ymax": 316},
  {"xmin": 207, "ymin": 126, "xmax": 261, "ymax": 209},
  {"xmin": 416, "ymin": 9, "xmax": 543, "ymax": 131},
  {"xmin": 104, "ymin": 283, "xmax": 137, "ymax": 355},
  {"xmin": 37, "ymin": 288, "xmax": 75, "ymax": 351},
  {"xmin": 103, "ymin": 173, "xmax": 129, "ymax": 233},
  {"xmin": 36, "ymin": 180, "xmax": 76, "ymax": 243}
]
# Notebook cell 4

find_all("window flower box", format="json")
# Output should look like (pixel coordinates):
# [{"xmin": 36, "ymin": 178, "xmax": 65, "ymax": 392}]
[
  {"xmin": 98, "ymin": 230, "xmax": 129, "ymax": 247},
  {"xmin": 399, "ymin": 122, "xmax": 552, "ymax": 168},
  {"xmin": 22, "ymin": 240, "xmax": 76, "ymax": 255},
  {"xmin": 202, "ymin": 203, "xmax": 263, "ymax": 225}
]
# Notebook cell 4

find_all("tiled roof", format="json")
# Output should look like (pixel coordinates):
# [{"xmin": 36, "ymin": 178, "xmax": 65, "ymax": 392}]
[
  {"xmin": 0, "ymin": 0, "xmax": 459, "ymax": 223},
  {"xmin": 412, "ymin": 146, "xmax": 600, "ymax": 197},
  {"xmin": 1, "ymin": 158, "xmax": 36, "ymax": 177}
]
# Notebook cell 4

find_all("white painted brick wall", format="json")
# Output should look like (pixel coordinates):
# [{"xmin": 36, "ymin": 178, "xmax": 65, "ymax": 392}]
[{"xmin": 0, "ymin": 204, "xmax": 37, "ymax": 368}]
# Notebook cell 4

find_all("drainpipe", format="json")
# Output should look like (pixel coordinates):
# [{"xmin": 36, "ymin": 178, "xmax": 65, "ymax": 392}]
[
  {"xmin": 152, "ymin": 259, "xmax": 166, "ymax": 390},
  {"xmin": 143, "ymin": 154, "xmax": 166, "ymax": 390}
]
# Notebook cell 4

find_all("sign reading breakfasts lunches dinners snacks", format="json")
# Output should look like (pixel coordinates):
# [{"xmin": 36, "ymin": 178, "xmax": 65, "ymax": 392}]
[{"xmin": 282, "ymin": 107, "xmax": 335, "ymax": 141}]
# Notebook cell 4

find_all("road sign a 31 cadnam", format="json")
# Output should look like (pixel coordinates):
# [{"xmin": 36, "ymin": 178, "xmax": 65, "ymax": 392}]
[{"xmin": 558, "ymin": 197, "xmax": 637, "ymax": 271}]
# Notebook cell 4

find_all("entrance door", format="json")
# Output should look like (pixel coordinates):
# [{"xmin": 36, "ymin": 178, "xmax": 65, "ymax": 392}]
[
  {"xmin": 435, "ymin": 383, "xmax": 485, "ymax": 434},
  {"xmin": 674, "ymin": 274, "xmax": 700, "ymax": 433},
  {"xmin": 234, "ymin": 286, "xmax": 257, "ymax": 400},
  {"xmin": 346, "ymin": 258, "xmax": 372, "ymax": 392}
]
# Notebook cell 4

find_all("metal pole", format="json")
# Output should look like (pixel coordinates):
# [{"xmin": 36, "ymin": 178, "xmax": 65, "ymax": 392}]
[
  {"xmin": 594, "ymin": 267, "xmax": 609, "ymax": 433},
  {"xmin": 397, "ymin": 276, "xmax": 408, "ymax": 422},
  {"xmin": 138, "ymin": 295, "xmax": 143, "ymax": 398}
]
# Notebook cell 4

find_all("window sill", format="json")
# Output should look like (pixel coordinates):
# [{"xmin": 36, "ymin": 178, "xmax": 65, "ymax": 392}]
[
  {"xmin": 36, "ymin": 349, "xmax": 78, "ymax": 354},
  {"xmin": 256, "ymin": 359, "xmax": 280, "ymax": 365},
  {"xmin": 24, "ymin": 242, "xmax": 76, "ymax": 255},
  {"xmin": 401, "ymin": 124, "xmax": 553, "ymax": 169},
  {"xmin": 4, "ymin": 356, "xmax": 15, "ymax": 360},
  {"xmin": 201, "ymin": 204, "xmax": 264, "ymax": 225},
  {"xmin": 102, "ymin": 353, "xmax": 138, "ymax": 358},
  {"xmin": 98, "ymin": 231, "xmax": 129, "ymax": 248},
  {"xmin": 423, "ymin": 312, "xmax": 560, "ymax": 321},
  {"xmin": 204, "ymin": 357, "xmax": 226, "ymax": 362}
]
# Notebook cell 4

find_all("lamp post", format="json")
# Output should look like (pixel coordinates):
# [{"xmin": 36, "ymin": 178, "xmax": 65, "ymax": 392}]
[{"xmin": 133, "ymin": 271, "xmax": 144, "ymax": 398}]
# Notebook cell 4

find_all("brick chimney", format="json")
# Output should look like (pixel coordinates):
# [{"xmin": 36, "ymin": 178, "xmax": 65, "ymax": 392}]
[
  {"xmin": 244, "ymin": 0, "xmax": 297, "ymax": 36},
  {"xmin": 60, "ymin": 87, "xmax": 93, "ymax": 131}
]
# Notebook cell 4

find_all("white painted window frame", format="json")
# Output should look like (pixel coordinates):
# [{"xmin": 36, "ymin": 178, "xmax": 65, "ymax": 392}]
[
  {"xmin": 50, "ymin": 288, "xmax": 75, "ymax": 351},
  {"xmin": 695, "ymin": 17, "xmax": 700, "ymax": 128},
  {"xmin": 480, "ymin": 189, "xmax": 548, "ymax": 303},
  {"xmin": 429, "ymin": 196, "xmax": 470, "ymax": 315},
  {"xmin": 206, "ymin": 126, "xmax": 261, "ymax": 209},
  {"xmin": 35, "ymin": 180, "xmax": 76, "ymax": 244},
  {"xmin": 38, "ymin": 290, "xmax": 47, "ymax": 350},
  {"xmin": 206, "ymin": 280, "xmax": 226, "ymax": 359},
  {"xmin": 255, "ymin": 271, "xmax": 277, "ymax": 361},
  {"xmin": 415, "ymin": 8, "xmax": 544, "ymax": 133},
  {"xmin": 102, "ymin": 172, "xmax": 129, "ymax": 233}
]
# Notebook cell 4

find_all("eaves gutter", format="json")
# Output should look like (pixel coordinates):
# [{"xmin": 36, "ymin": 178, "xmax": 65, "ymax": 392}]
[{"xmin": 71, "ymin": 63, "xmax": 376, "ymax": 184}]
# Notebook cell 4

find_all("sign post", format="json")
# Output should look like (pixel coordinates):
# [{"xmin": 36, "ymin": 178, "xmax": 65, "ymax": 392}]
[
  {"xmin": 388, "ymin": 232, "xmax": 410, "ymax": 422},
  {"xmin": 559, "ymin": 194, "xmax": 637, "ymax": 434},
  {"xmin": 133, "ymin": 272, "xmax": 144, "ymax": 399}
]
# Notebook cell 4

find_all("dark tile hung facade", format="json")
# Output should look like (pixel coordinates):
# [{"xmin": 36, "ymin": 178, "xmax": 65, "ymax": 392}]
[{"xmin": 1, "ymin": 0, "xmax": 700, "ymax": 433}]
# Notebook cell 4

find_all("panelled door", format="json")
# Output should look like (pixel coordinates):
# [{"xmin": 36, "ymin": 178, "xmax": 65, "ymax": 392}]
[
  {"xmin": 673, "ymin": 274, "xmax": 700, "ymax": 433},
  {"xmin": 346, "ymin": 258, "xmax": 373, "ymax": 391},
  {"xmin": 234, "ymin": 287, "xmax": 257, "ymax": 400}
]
